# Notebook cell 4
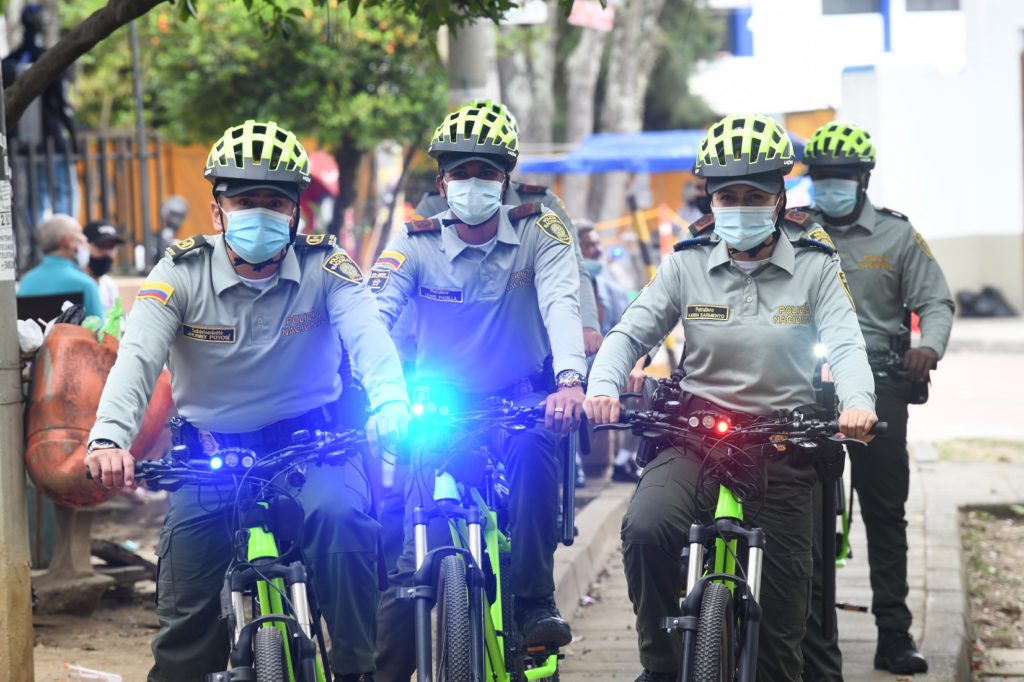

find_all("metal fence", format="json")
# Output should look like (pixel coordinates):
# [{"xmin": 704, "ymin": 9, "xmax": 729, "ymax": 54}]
[{"xmin": 10, "ymin": 130, "xmax": 165, "ymax": 277}]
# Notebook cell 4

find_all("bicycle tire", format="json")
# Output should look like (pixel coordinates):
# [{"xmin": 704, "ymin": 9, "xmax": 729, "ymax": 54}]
[
  {"xmin": 692, "ymin": 583, "xmax": 735, "ymax": 682},
  {"xmin": 254, "ymin": 625, "xmax": 287, "ymax": 682},
  {"xmin": 435, "ymin": 554, "xmax": 473, "ymax": 682}
]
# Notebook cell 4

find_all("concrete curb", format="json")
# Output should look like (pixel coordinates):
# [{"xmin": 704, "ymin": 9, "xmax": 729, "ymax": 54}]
[
  {"xmin": 553, "ymin": 482, "xmax": 633, "ymax": 616},
  {"xmin": 914, "ymin": 442, "xmax": 971, "ymax": 682}
]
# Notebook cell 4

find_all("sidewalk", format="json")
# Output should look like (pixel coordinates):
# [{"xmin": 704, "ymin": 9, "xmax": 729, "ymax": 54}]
[{"xmin": 554, "ymin": 445, "xmax": 1024, "ymax": 681}]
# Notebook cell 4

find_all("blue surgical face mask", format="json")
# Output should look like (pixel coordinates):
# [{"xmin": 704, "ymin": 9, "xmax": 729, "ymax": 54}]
[
  {"xmin": 584, "ymin": 259, "xmax": 603, "ymax": 277},
  {"xmin": 444, "ymin": 178, "xmax": 503, "ymax": 227},
  {"xmin": 224, "ymin": 207, "xmax": 293, "ymax": 264},
  {"xmin": 711, "ymin": 204, "xmax": 779, "ymax": 252},
  {"xmin": 813, "ymin": 178, "xmax": 860, "ymax": 218}
]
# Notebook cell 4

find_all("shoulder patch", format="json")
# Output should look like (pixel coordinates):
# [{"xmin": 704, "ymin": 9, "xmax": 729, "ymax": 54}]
[
  {"xmin": 136, "ymin": 280, "xmax": 175, "ymax": 305},
  {"xmin": 164, "ymin": 235, "xmax": 212, "ymax": 261},
  {"xmin": 878, "ymin": 207, "xmax": 909, "ymax": 222},
  {"xmin": 323, "ymin": 251, "xmax": 364, "ymax": 284},
  {"xmin": 837, "ymin": 269, "xmax": 856, "ymax": 311},
  {"xmin": 795, "ymin": 237, "xmax": 837, "ymax": 255},
  {"xmin": 785, "ymin": 209, "xmax": 811, "ymax": 226},
  {"xmin": 805, "ymin": 227, "xmax": 836, "ymax": 250},
  {"xmin": 673, "ymin": 236, "xmax": 713, "ymax": 252},
  {"xmin": 912, "ymin": 231, "xmax": 934, "ymax": 260},
  {"xmin": 510, "ymin": 202, "xmax": 544, "ymax": 222},
  {"xmin": 405, "ymin": 219, "xmax": 442, "ymax": 236},
  {"xmin": 688, "ymin": 214, "xmax": 715, "ymax": 237},
  {"xmin": 294, "ymin": 233, "xmax": 336, "ymax": 249},
  {"xmin": 516, "ymin": 183, "xmax": 549, "ymax": 195},
  {"xmin": 536, "ymin": 212, "xmax": 572, "ymax": 245}
]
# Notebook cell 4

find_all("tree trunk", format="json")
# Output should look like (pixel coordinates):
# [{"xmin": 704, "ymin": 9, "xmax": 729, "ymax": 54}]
[
  {"xmin": 329, "ymin": 133, "xmax": 364, "ymax": 240},
  {"xmin": 3, "ymin": 0, "xmax": 169, "ymax": 126},
  {"xmin": 562, "ymin": 27, "xmax": 608, "ymax": 220},
  {"xmin": 591, "ymin": 0, "xmax": 667, "ymax": 220}
]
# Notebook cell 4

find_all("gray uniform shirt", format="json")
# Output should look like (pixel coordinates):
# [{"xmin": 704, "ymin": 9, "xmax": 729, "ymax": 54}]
[
  {"xmin": 90, "ymin": 234, "xmax": 409, "ymax": 448},
  {"xmin": 588, "ymin": 235, "xmax": 875, "ymax": 415},
  {"xmin": 372, "ymin": 206, "xmax": 587, "ymax": 395},
  {"xmin": 416, "ymin": 182, "xmax": 601, "ymax": 332},
  {"xmin": 806, "ymin": 203, "xmax": 954, "ymax": 358}
]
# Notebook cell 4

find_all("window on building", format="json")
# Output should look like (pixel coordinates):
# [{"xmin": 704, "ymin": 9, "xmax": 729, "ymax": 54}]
[
  {"xmin": 822, "ymin": 0, "xmax": 881, "ymax": 14},
  {"xmin": 906, "ymin": 0, "xmax": 959, "ymax": 10}
]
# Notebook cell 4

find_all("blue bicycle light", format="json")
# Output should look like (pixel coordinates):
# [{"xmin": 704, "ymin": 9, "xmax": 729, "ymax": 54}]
[
  {"xmin": 412, "ymin": 403, "xmax": 425, "ymax": 417},
  {"xmin": 209, "ymin": 456, "xmax": 224, "ymax": 471}
]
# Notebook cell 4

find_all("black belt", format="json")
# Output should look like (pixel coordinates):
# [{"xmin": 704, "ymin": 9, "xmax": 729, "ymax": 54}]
[{"xmin": 171, "ymin": 403, "xmax": 338, "ymax": 455}]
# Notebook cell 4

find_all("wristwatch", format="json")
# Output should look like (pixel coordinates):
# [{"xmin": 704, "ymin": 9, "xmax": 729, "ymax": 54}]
[
  {"xmin": 87, "ymin": 439, "xmax": 121, "ymax": 454},
  {"xmin": 556, "ymin": 370, "xmax": 585, "ymax": 389}
]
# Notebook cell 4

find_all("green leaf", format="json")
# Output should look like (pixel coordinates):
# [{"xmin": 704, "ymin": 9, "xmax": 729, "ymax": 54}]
[{"xmin": 287, "ymin": 6, "xmax": 306, "ymax": 15}]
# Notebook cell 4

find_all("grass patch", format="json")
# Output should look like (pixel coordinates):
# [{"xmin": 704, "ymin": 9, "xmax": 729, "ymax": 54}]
[{"xmin": 937, "ymin": 439, "xmax": 1024, "ymax": 463}]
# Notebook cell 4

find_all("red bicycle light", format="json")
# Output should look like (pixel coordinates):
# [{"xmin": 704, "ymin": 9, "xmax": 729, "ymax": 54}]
[{"xmin": 715, "ymin": 419, "xmax": 730, "ymax": 434}]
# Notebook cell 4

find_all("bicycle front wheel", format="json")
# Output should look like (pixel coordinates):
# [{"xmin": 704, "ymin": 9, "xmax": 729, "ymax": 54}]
[
  {"xmin": 254, "ymin": 625, "xmax": 287, "ymax": 682},
  {"xmin": 434, "ymin": 554, "xmax": 473, "ymax": 682},
  {"xmin": 692, "ymin": 582, "xmax": 735, "ymax": 682}
]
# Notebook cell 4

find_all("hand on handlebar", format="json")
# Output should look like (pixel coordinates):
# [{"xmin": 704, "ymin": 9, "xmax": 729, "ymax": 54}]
[
  {"xmin": 625, "ymin": 357, "xmax": 648, "ymax": 394},
  {"xmin": 85, "ymin": 448, "xmax": 137, "ymax": 490},
  {"xmin": 903, "ymin": 347, "xmax": 938, "ymax": 383},
  {"xmin": 543, "ymin": 385, "xmax": 585, "ymax": 435},
  {"xmin": 583, "ymin": 395, "xmax": 621, "ymax": 426},
  {"xmin": 366, "ymin": 401, "xmax": 411, "ymax": 458},
  {"xmin": 837, "ymin": 408, "xmax": 878, "ymax": 443}
]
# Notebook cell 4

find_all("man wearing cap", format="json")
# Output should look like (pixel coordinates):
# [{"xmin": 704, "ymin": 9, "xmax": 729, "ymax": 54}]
[
  {"xmin": 85, "ymin": 121, "xmax": 410, "ymax": 681},
  {"xmin": 83, "ymin": 219, "xmax": 125, "ymax": 313}
]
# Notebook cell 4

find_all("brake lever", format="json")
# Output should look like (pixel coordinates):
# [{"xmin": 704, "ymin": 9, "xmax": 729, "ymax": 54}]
[{"xmin": 593, "ymin": 423, "xmax": 633, "ymax": 432}]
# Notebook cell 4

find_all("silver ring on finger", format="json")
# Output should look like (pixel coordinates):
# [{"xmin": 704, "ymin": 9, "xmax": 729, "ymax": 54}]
[{"xmin": 553, "ymin": 407, "xmax": 565, "ymax": 413}]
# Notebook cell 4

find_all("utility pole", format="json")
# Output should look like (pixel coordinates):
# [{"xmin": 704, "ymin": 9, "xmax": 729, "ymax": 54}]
[
  {"xmin": 129, "ymin": 20, "xmax": 155, "ymax": 267},
  {"xmin": 446, "ymin": 19, "xmax": 500, "ymax": 105},
  {"xmin": 0, "ymin": 82, "xmax": 35, "ymax": 680}
]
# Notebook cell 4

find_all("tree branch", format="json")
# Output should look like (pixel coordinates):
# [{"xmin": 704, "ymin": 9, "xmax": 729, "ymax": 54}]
[{"xmin": 3, "ymin": 0, "xmax": 170, "ymax": 126}]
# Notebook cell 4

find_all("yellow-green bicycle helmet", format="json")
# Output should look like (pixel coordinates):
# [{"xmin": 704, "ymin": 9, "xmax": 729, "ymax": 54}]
[
  {"xmin": 468, "ymin": 98, "xmax": 520, "ymax": 136},
  {"xmin": 428, "ymin": 102, "xmax": 519, "ymax": 171},
  {"xmin": 204, "ymin": 120, "xmax": 311, "ymax": 195},
  {"xmin": 695, "ymin": 114, "xmax": 795, "ymax": 179},
  {"xmin": 804, "ymin": 121, "xmax": 876, "ymax": 171}
]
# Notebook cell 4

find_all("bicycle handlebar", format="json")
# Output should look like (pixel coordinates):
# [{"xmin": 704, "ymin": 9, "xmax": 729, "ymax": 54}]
[{"xmin": 86, "ymin": 428, "xmax": 365, "ymax": 489}]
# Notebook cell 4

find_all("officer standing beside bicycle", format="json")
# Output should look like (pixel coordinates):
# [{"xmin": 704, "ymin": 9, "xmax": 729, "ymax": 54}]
[
  {"xmin": 584, "ymin": 114, "xmax": 878, "ymax": 682},
  {"xmin": 799, "ymin": 122, "xmax": 954, "ymax": 678},
  {"xmin": 370, "ymin": 101, "xmax": 587, "ymax": 680},
  {"xmin": 84, "ymin": 120, "xmax": 411, "ymax": 682}
]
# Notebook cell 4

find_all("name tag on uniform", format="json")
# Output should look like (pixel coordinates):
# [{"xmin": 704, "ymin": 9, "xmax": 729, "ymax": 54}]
[
  {"xmin": 183, "ymin": 324, "xmax": 237, "ymax": 343},
  {"xmin": 419, "ymin": 286, "xmax": 463, "ymax": 303},
  {"xmin": 685, "ymin": 304, "xmax": 730, "ymax": 321}
]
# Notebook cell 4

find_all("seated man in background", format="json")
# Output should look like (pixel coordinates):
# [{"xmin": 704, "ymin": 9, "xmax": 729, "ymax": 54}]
[{"xmin": 18, "ymin": 213, "xmax": 104, "ymax": 319}]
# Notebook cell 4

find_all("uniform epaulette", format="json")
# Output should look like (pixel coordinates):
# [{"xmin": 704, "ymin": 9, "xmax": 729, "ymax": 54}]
[
  {"xmin": 673, "ymin": 236, "xmax": 713, "ymax": 252},
  {"xmin": 165, "ymin": 235, "xmax": 213, "ymax": 261},
  {"xmin": 515, "ymin": 183, "xmax": 549, "ymax": 195},
  {"xmin": 878, "ymin": 206, "xmax": 909, "ymax": 222},
  {"xmin": 785, "ymin": 209, "xmax": 812, "ymax": 226},
  {"xmin": 688, "ymin": 214, "xmax": 715, "ymax": 237},
  {"xmin": 510, "ymin": 202, "xmax": 544, "ymax": 222},
  {"xmin": 405, "ymin": 219, "xmax": 442, "ymax": 236},
  {"xmin": 795, "ymin": 237, "xmax": 837, "ymax": 255},
  {"xmin": 293, "ymin": 233, "xmax": 336, "ymax": 249}
]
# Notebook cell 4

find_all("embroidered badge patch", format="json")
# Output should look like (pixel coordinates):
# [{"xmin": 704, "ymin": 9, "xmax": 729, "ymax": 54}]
[
  {"xmin": 537, "ymin": 213, "xmax": 572, "ymax": 246},
  {"xmin": 281, "ymin": 311, "xmax": 324, "ymax": 337},
  {"xmin": 323, "ymin": 251, "xmax": 364, "ymax": 283},
  {"xmin": 183, "ymin": 324, "xmax": 236, "ymax": 343},
  {"xmin": 773, "ymin": 304, "xmax": 810, "ymax": 325},
  {"xmin": 859, "ymin": 255, "xmax": 893, "ymax": 270},
  {"xmin": 137, "ymin": 281, "xmax": 175, "ymax": 305},
  {"xmin": 506, "ymin": 267, "xmax": 535, "ymax": 292},
  {"xmin": 375, "ymin": 250, "xmax": 406, "ymax": 271},
  {"xmin": 685, "ymin": 304, "xmax": 730, "ymax": 321},
  {"xmin": 913, "ymin": 231, "xmax": 934, "ymax": 260},
  {"xmin": 419, "ymin": 286, "xmax": 463, "ymax": 303},
  {"xmin": 368, "ymin": 268, "xmax": 391, "ymax": 294},
  {"xmin": 837, "ymin": 270, "xmax": 856, "ymax": 311},
  {"xmin": 807, "ymin": 227, "xmax": 836, "ymax": 250}
]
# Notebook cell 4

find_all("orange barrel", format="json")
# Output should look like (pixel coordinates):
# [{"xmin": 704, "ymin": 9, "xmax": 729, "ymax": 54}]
[{"xmin": 24, "ymin": 323, "xmax": 174, "ymax": 507}]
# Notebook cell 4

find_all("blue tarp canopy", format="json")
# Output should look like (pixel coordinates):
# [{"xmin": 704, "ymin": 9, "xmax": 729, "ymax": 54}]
[{"xmin": 518, "ymin": 129, "xmax": 805, "ymax": 175}]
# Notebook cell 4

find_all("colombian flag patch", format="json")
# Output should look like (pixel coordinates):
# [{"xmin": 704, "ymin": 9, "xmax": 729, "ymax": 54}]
[
  {"xmin": 374, "ymin": 250, "xmax": 406, "ymax": 270},
  {"xmin": 137, "ymin": 281, "xmax": 175, "ymax": 305}
]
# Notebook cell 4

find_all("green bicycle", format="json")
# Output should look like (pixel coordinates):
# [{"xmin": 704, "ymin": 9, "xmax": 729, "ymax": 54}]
[
  {"xmin": 105, "ymin": 428, "xmax": 365, "ymax": 682},
  {"xmin": 400, "ymin": 392, "xmax": 576, "ymax": 682}
]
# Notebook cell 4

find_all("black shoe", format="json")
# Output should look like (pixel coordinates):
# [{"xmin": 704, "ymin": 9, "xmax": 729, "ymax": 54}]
[
  {"xmin": 517, "ymin": 594, "xmax": 572, "ymax": 647},
  {"xmin": 612, "ymin": 463, "xmax": 641, "ymax": 483},
  {"xmin": 874, "ymin": 629, "xmax": 928, "ymax": 674},
  {"xmin": 634, "ymin": 670, "xmax": 677, "ymax": 682}
]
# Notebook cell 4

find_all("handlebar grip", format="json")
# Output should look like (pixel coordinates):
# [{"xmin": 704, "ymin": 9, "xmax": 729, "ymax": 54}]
[{"xmin": 871, "ymin": 421, "xmax": 888, "ymax": 435}]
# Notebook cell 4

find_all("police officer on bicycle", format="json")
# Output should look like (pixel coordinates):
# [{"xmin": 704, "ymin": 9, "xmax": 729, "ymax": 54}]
[
  {"xmin": 84, "ymin": 120, "xmax": 411, "ymax": 682},
  {"xmin": 583, "ymin": 114, "xmax": 877, "ymax": 681},
  {"xmin": 799, "ymin": 121, "xmax": 954, "ymax": 678},
  {"xmin": 371, "ymin": 101, "xmax": 588, "ymax": 680}
]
